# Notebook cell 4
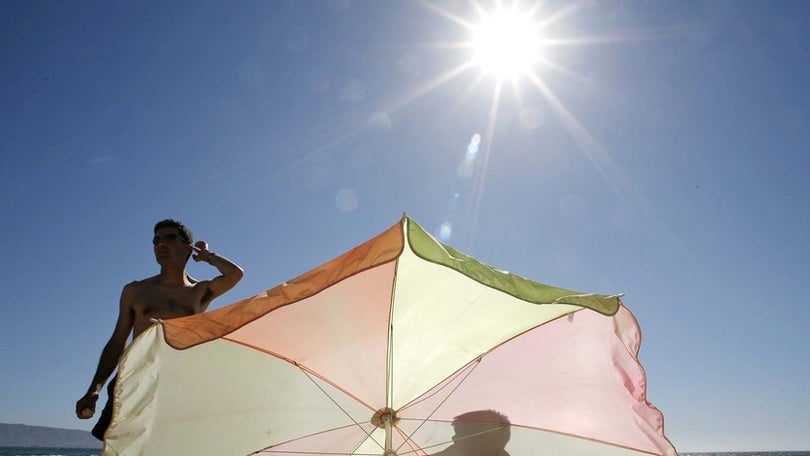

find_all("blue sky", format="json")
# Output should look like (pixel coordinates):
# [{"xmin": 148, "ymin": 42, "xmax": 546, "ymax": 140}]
[{"xmin": 1, "ymin": 0, "xmax": 808, "ymax": 452}]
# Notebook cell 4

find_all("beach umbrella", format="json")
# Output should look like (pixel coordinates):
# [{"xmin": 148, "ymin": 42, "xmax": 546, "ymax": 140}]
[{"xmin": 103, "ymin": 215, "xmax": 676, "ymax": 455}]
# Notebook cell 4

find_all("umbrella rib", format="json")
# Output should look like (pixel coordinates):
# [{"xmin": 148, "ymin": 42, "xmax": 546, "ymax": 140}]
[
  {"xmin": 387, "ymin": 319, "xmax": 394, "ymax": 408},
  {"xmin": 395, "ymin": 357, "xmax": 483, "ymax": 453},
  {"xmin": 299, "ymin": 367, "xmax": 385, "ymax": 452},
  {"xmin": 250, "ymin": 423, "xmax": 371, "ymax": 455},
  {"xmin": 387, "ymin": 260, "xmax": 398, "ymax": 409},
  {"xmin": 400, "ymin": 357, "xmax": 480, "ymax": 411}
]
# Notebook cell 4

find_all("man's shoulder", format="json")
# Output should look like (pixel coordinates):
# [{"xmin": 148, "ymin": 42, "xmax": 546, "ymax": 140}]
[
  {"xmin": 123, "ymin": 275, "xmax": 208, "ymax": 292},
  {"xmin": 123, "ymin": 276, "xmax": 158, "ymax": 290}
]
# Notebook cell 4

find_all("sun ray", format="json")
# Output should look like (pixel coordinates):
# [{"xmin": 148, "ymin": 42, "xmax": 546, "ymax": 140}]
[
  {"xmin": 470, "ymin": 80, "xmax": 504, "ymax": 240},
  {"xmin": 534, "ymin": 56, "xmax": 594, "ymax": 87},
  {"xmin": 381, "ymin": 59, "xmax": 479, "ymax": 116},
  {"xmin": 535, "ymin": 3, "xmax": 581, "ymax": 29},
  {"xmin": 542, "ymin": 24, "xmax": 701, "ymax": 48},
  {"xmin": 525, "ymin": 71, "xmax": 633, "ymax": 208},
  {"xmin": 419, "ymin": 0, "xmax": 479, "ymax": 31}
]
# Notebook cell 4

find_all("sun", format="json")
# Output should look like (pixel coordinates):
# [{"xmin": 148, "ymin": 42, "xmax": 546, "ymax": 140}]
[
  {"xmin": 471, "ymin": 7, "xmax": 544, "ymax": 81},
  {"xmin": 377, "ymin": 2, "xmax": 636, "ymax": 239}
]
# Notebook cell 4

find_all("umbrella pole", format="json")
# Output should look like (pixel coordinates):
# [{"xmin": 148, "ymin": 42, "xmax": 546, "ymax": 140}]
[
  {"xmin": 372, "ymin": 407, "xmax": 399, "ymax": 455},
  {"xmin": 382, "ymin": 413, "xmax": 396, "ymax": 456}
]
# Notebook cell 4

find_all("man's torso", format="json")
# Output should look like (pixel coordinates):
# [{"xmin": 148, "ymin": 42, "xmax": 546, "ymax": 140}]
[{"xmin": 128, "ymin": 276, "xmax": 209, "ymax": 337}]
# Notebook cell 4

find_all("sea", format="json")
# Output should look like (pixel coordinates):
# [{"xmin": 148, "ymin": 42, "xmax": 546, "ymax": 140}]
[
  {"xmin": 0, "ymin": 451, "xmax": 808, "ymax": 456},
  {"xmin": 0, "ymin": 450, "xmax": 100, "ymax": 456}
]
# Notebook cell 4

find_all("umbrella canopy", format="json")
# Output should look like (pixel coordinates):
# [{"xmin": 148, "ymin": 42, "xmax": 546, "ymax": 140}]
[{"xmin": 103, "ymin": 215, "xmax": 676, "ymax": 456}]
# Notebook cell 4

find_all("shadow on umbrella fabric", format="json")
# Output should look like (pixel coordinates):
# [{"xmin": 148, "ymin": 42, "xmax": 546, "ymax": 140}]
[
  {"xmin": 429, "ymin": 410, "xmax": 511, "ymax": 456},
  {"xmin": 102, "ymin": 215, "xmax": 677, "ymax": 456}
]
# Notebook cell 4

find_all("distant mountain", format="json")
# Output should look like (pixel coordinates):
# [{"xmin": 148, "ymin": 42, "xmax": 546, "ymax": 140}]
[{"xmin": 0, "ymin": 423, "xmax": 101, "ymax": 448}]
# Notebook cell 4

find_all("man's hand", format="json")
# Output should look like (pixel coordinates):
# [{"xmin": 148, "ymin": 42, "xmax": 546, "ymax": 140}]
[
  {"xmin": 76, "ymin": 391, "xmax": 99, "ymax": 419},
  {"xmin": 192, "ymin": 240, "xmax": 212, "ymax": 262}
]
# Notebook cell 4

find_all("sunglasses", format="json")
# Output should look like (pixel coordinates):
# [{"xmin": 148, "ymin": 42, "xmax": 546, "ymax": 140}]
[{"xmin": 152, "ymin": 233, "xmax": 188, "ymax": 245}]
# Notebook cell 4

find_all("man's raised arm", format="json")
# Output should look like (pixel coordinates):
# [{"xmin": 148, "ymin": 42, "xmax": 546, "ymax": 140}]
[{"xmin": 192, "ymin": 240, "xmax": 243, "ymax": 308}]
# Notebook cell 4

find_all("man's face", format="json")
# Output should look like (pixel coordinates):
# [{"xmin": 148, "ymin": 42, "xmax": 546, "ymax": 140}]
[{"xmin": 153, "ymin": 227, "xmax": 191, "ymax": 263}]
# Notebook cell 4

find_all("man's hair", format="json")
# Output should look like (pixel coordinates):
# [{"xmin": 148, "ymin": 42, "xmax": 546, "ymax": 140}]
[{"xmin": 154, "ymin": 219, "xmax": 193, "ymax": 244}]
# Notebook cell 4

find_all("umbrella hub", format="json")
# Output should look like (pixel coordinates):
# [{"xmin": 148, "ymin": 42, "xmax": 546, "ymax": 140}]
[{"xmin": 371, "ymin": 407, "xmax": 400, "ymax": 428}]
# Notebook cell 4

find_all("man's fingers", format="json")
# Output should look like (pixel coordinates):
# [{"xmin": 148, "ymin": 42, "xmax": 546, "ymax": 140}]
[
  {"xmin": 76, "ymin": 399, "xmax": 95, "ymax": 419},
  {"xmin": 192, "ymin": 241, "xmax": 210, "ymax": 261}
]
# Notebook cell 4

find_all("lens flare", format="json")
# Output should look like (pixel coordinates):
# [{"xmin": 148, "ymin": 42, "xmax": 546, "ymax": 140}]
[
  {"xmin": 335, "ymin": 188, "xmax": 359, "ymax": 213},
  {"xmin": 467, "ymin": 133, "xmax": 481, "ymax": 157},
  {"xmin": 438, "ymin": 222, "xmax": 453, "ymax": 241},
  {"xmin": 449, "ymin": 192, "xmax": 461, "ymax": 210}
]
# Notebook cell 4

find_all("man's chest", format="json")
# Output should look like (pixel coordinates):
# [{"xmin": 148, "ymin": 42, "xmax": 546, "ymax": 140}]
[{"xmin": 132, "ymin": 285, "xmax": 204, "ymax": 319}]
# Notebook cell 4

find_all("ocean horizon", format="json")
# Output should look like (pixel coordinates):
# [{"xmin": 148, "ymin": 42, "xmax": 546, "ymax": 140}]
[
  {"xmin": 0, "ymin": 449, "xmax": 808, "ymax": 456},
  {"xmin": 0, "ymin": 449, "xmax": 99, "ymax": 456}
]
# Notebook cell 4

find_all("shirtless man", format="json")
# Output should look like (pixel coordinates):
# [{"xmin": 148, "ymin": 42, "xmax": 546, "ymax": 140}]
[{"xmin": 74, "ymin": 219, "xmax": 244, "ymax": 440}]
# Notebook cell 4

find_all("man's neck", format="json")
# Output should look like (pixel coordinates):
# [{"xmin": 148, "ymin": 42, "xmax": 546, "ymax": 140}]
[{"xmin": 158, "ymin": 266, "xmax": 188, "ymax": 286}]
